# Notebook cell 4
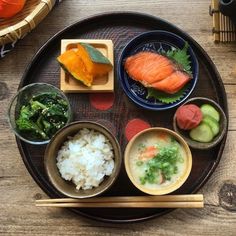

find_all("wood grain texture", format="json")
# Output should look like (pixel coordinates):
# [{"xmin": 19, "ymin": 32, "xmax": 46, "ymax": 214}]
[{"xmin": 0, "ymin": 0, "xmax": 236, "ymax": 235}]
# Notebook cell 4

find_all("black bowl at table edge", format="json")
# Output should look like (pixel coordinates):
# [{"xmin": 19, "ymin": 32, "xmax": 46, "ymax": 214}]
[
  {"xmin": 219, "ymin": 0, "xmax": 236, "ymax": 25},
  {"xmin": 173, "ymin": 97, "xmax": 228, "ymax": 150},
  {"xmin": 44, "ymin": 121, "xmax": 122, "ymax": 199}
]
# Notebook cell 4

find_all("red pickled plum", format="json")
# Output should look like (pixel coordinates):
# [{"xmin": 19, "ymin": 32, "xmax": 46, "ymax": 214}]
[{"xmin": 176, "ymin": 104, "xmax": 203, "ymax": 130}]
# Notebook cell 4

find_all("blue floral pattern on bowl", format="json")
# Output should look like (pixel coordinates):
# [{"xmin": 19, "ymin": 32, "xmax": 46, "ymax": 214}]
[{"xmin": 117, "ymin": 30, "xmax": 199, "ymax": 111}]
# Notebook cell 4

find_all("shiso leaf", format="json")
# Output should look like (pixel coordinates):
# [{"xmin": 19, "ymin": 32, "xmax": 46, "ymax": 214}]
[
  {"xmin": 166, "ymin": 42, "xmax": 192, "ymax": 75},
  {"xmin": 146, "ymin": 42, "xmax": 192, "ymax": 104},
  {"xmin": 147, "ymin": 84, "xmax": 190, "ymax": 104}
]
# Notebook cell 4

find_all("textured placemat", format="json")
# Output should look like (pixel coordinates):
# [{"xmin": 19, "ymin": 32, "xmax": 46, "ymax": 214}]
[{"xmin": 210, "ymin": 0, "xmax": 236, "ymax": 42}]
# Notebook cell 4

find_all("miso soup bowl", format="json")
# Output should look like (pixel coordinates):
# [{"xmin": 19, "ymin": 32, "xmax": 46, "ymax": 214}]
[{"xmin": 124, "ymin": 127, "xmax": 192, "ymax": 195}]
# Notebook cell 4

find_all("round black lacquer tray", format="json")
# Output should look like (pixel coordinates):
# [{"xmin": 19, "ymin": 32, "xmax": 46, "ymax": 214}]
[{"xmin": 17, "ymin": 12, "xmax": 228, "ymax": 223}]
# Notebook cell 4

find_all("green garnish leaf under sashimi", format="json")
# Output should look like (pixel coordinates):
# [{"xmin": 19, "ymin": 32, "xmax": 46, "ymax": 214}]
[
  {"xmin": 147, "ymin": 85, "xmax": 189, "ymax": 104},
  {"xmin": 166, "ymin": 42, "xmax": 192, "ymax": 75},
  {"xmin": 146, "ymin": 42, "xmax": 192, "ymax": 104}
]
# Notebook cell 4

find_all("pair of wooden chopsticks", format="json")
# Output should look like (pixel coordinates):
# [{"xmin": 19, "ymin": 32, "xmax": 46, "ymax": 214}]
[{"xmin": 35, "ymin": 194, "xmax": 204, "ymax": 208}]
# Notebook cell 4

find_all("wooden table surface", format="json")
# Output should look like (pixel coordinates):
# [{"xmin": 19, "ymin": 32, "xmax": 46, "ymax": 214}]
[{"xmin": 1, "ymin": 0, "xmax": 236, "ymax": 235}]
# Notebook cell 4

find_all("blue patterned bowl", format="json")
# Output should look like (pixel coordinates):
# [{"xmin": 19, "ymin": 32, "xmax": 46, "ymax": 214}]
[{"xmin": 117, "ymin": 30, "xmax": 199, "ymax": 111}]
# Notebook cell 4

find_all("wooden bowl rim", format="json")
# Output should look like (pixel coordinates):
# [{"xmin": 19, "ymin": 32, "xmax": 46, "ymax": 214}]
[{"xmin": 124, "ymin": 127, "xmax": 192, "ymax": 195}]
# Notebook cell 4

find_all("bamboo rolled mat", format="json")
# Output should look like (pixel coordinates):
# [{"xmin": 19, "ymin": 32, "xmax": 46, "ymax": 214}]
[{"xmin": 210, "ymin": 0, "xmax": 236, "ymax": 42}]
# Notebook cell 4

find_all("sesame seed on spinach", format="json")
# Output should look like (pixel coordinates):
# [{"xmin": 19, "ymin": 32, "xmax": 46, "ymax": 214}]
[{"xmin": 16, "ymin": 92, "xmax": 69, "ymax": 140}]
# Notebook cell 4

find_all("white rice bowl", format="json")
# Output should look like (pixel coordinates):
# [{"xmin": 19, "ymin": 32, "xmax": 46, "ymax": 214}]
[{"xmin": 56, "ymin": 128, "xmax": 115, "ymax": 190}]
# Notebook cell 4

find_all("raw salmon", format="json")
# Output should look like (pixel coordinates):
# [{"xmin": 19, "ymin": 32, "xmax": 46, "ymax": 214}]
[{"xmin": 124, "ymin": 51, "xmax": 191, "ymax": 94}]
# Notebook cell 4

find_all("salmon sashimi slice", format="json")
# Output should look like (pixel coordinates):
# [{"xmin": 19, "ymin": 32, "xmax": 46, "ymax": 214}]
[
  {"xmin": 124, "ymin": 51, "xmax": 192, "ymax": 94},
  {"xmin": 151, "ymin": 71, "xmax": 191, "ymax": 94},
  {"xmin": 124, "ymin": 52, "xmax": 175, "ymax": 85},
  {"xmin": 139, "ymin": 146, "xmax": 159, "ymax": 161}
]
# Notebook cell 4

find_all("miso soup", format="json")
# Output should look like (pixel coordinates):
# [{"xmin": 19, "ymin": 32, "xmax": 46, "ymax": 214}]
[{"xmin": 128, "ymin": 130, "xmax": 188, "ymax": 191}]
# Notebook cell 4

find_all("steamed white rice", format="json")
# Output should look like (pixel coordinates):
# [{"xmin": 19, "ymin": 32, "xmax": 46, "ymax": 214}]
[{"xmin": 56, "ymin": 128, "xmax": 114, "ymax": 190}]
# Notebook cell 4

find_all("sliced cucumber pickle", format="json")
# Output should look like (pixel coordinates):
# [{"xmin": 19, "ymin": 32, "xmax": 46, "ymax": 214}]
[
  {"xmin": 202, "ymin": 115, "xmax": 220, "ymax": 136},
  {"xmin": 190, "ymin": 123, "xmax": 214, "ymax": 143},
  {"xmin": 200, "ymin": 104, "xmax": 220, "ymax": 122}
]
